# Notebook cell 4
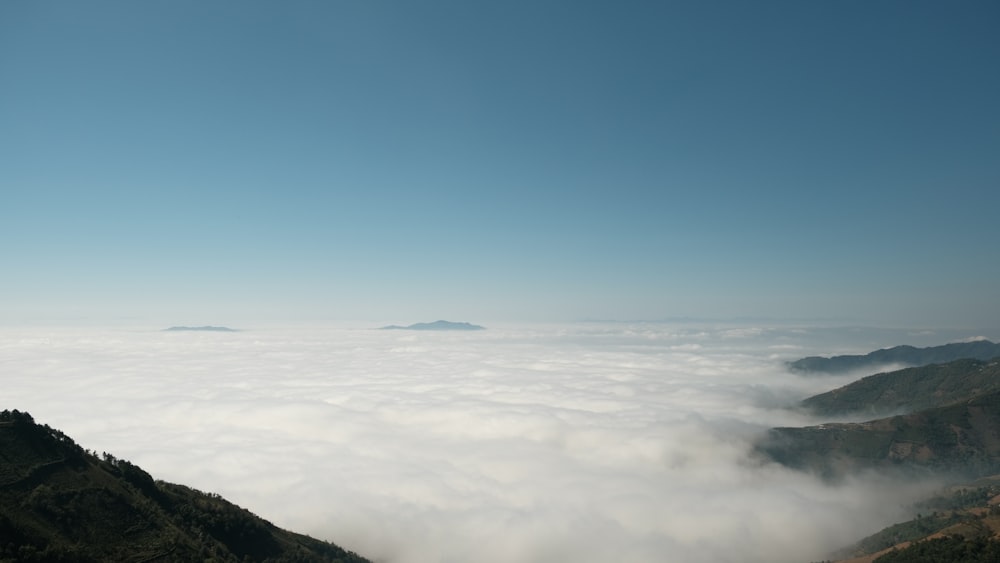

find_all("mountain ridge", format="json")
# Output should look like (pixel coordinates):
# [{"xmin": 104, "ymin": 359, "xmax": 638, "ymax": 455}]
[
  {"xmin": 801, "ymin": 358, "xmax": 1000, "ymax": 418},
  {"xmin": 761, "ymin": 389, "xmax": 1000, "ymax": 480},
  {"xmin": 760, "ymin": 354, "xmax": 1000, "ymax": 561},
  {"xmin": 0, "ymin": 409, "xmax": 369, "ymax": 562},
  {"xmin": 787, "ymin": 340, "xmax": 1000, "ymax": 375},
  {"xmin": 760, "ymin": 357, "xmax": 1000, "ymax": 481}
]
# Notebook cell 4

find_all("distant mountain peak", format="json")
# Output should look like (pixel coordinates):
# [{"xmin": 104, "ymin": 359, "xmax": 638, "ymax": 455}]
[
  {"xmin": 379, "ymin": 320, "xmax": 485, "ymax": 331},
  {"xmin": 164, "ymin": 326, "xmax": 238, "ymax": 332}
]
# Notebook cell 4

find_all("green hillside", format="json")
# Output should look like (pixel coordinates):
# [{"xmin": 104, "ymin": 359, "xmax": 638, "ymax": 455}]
[
  {"xmin": 0, "ymin": 409, "xmax": 369, "ymax": 562},
  {"xmin": 802, "ymin": 359, "xmax": 1000, "ymax": 418}
]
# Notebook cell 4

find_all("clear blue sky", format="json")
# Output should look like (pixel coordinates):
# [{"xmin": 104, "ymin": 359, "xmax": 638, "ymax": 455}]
[{"xmin": 2, "ymin": 1, "xmax": 998, "ymax": 326}]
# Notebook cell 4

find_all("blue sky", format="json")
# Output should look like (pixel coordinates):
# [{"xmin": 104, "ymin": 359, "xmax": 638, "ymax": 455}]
[{"xmin": 2, "ymin": 1, "xmax": 998, "ymax": 326}]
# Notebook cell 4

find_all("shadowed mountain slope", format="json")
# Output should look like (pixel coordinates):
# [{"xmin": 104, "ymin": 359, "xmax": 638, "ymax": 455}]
[{"xmin": 0, "ymin": 410, "xmax": 369, "ymax": 562}]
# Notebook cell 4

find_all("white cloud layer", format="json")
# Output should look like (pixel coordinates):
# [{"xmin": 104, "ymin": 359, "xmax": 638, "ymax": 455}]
[{"xmin": 1, "ymin": 323, "xmax": 971, "ymax": 562}]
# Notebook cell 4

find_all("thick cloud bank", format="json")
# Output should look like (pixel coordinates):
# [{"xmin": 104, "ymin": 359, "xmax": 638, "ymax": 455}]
[{"xmin": 2, "ymin": 324, "xmax": 964, "ymax": 562}]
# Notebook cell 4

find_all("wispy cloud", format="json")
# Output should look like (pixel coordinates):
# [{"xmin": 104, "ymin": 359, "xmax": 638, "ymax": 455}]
[{"xmin": 1, "ymin": 324, "xmax": 959, "ymax": 562}]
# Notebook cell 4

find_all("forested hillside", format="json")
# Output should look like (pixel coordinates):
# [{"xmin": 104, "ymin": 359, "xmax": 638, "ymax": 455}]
[{"xmin": 0, "ymin": 410, "xmax": 369, "ymax": 562}]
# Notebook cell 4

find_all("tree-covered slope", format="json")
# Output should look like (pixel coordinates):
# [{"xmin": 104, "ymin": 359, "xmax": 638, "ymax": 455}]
[
  {"xmin": 802, "ymin": 359, "xmax": 1000, "ymax": 418},
  {"xmin": 872, "ymin": 535, "xmax": 1000, "ymax": 563},
  {"xmin": 827, "ymin": 478, "xmax": 1000, "ymax": 561},
  {"xmin": 828, "ymin": 494, "xmax": 1000, "ymax": 563},
  {"xmin": 787, "ymin": 340, "xmax": 1000, "ymax": 375},
  {"xmin": 0, "ymin": 409, "xmax": 369, "ymax": 562}
]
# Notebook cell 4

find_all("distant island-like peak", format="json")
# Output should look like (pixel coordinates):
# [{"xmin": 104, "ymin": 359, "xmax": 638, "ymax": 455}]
[
  {"xmin": 164, "ymin": 326, "xmax": 238, "ymax": 332},
  {"xmin": 380, "ymin": 320, "xmax": 485, "ymax": 331}
]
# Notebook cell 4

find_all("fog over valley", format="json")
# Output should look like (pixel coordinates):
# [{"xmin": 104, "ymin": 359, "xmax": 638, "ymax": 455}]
[{"xmin": 4, "ymin": 323, "xmax": 984, "ymax": 563}]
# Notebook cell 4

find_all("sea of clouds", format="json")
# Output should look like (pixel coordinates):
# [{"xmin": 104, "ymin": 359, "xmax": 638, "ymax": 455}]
[{"xmin": 2, "ymin": 323, "xmax": 981, "ymax": 562}]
